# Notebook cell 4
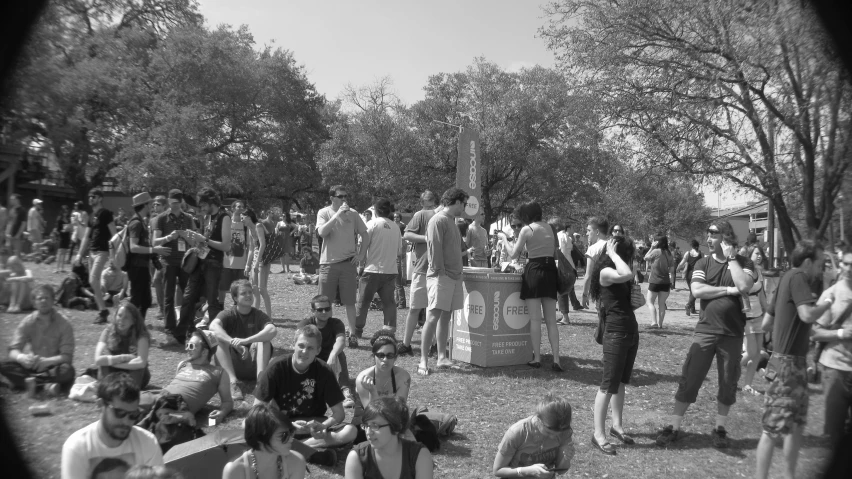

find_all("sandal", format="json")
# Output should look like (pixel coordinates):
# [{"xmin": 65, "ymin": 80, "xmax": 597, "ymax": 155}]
[
  {"xmin": 528, "ymin": 361, "xmax": 542, "ymax": 369},
  {"xmin": 552, "ymin": 363, "xmax": 564, "ymax": 372},
  {"xmin": 416, "ymin": 365, "xmax": 430, "ymax": 376}
]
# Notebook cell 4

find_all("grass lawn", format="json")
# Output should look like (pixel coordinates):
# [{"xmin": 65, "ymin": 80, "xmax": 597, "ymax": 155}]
[{"xmin": 0, "ymin": 263, "xmax": 838, "ymax": 478}]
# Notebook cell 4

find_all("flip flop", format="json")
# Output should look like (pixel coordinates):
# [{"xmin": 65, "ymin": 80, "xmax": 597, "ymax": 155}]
[
  {"xmin": 436, "ymin": 361, "xmax": 454, "ymax": 369},
  {"xmin": 528, "ymin": 361, "xmax": 542, "ymax": 369},
  {"xmin": 416, "ymin": 365, "xmax": 430, "ymax": 376}
]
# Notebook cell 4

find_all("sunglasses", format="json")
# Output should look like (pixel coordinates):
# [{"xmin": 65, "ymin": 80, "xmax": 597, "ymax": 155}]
[
  {"xmin": 185, "ymin": 342, "xmax": 201, "ymax": 351},
  {"xmin": 707, "ymin": 228, "xmax": 721, "ymax": 235},
  {"xmin": 613, "ymin": 229, "xmax": 623, "ymax": 233},
  {"xmin": 375, "ymin": 352, "xmax": 397, "ymax": 360},
  {"xmin": 360, "ymin": 423, "xmax": 392, "ymax": 433},
  {"xmin": 107, "ymin": 404, "xmax": 143, "ymax": 421},
  {"xmin": 313, "ymin": 307, "xmax": 331, "ymax": 313},
  {"xmin": 334, "ymin": 194, "xmax": 349, "ymax": 199},
  {"xmin": 88, "ymin": 195, "xmax": 99, "ymax": 199}
]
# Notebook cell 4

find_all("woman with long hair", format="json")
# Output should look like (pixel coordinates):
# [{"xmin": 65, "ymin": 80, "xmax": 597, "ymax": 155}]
[
  {"xmin": 223, "ymin": 403, "xmax": 306, "ymax": 479},
  {"xmin": 344, "ymin": 396, "xmax": 433, "ymax": 479},
  {"xmin": 510, "ymin": 202, "xmax": 562, "ymax": 371},
  {"xmin": 55, "ymin": 205, "xmax": 72, "ymax": 273},
  {"xmin": 278, "ymin": 210, "xmax": 295, "ymax": 276},
  {"xmin": 94, "ymin": 300, "xmax": 150, "ymax": 388},
  {"xmin": 741, "ymin": 246, "xmax": 768, "ymax": 395},
  {"xmin": 588, "ymin": 238, "xmax": 638, "ymax": 455},
  {"xmin": 676, "ymin": 239, "xmax": 704, "ymax": 316},
  {"xmin": 643, "ymin": 233, "xmax": 673, "ymax": 328},
  {"xmin": 254, "ymin": 208, "xmax": 283, "ymax": 318}
]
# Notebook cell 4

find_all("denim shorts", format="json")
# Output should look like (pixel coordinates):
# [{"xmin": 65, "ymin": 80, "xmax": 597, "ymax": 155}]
[{"xmin": 601, "ymin": 331, "xmax": 639, "ymax": 393}]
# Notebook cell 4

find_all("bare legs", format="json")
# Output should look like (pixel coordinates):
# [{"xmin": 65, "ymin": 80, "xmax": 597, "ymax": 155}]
[
  {"xmin": 657, "ymin": 290, "xmax": 669, "ymax": 327},
  {"xmin": 527, "ymin": 297, "xmax": 560, "ymax": 364},
  {"xmin": 594, "ymin": 383, "xmax": 627, "ymax": 444},
  {"xmin": 419, "ymin": 308, "xmax": 452, "ymax": 371},
  {"xmin": 258, "ymin": 265, "xmax": 272, "ymax": 318},
  {"xmin": 742, "ymin": 332, "xmax": 763, "ymax": 392},
  {"xmin": 755, "ymin": 425, "xmax": 803, "ymax": 479},
  {"xmin": 401, "ymin": 307, "xmax": 423, "ymax": 348},
  {"xmin": 646, "ymin": 290, "xmax": 669, "ymax": 327}
]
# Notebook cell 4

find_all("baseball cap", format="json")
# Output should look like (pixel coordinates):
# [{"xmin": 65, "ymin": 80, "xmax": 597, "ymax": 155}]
[
  {"xmin": 88, "ymin": 188, "xmax": 104, "ymax": 198},
  {"xmin": 33, "ymin": 199, "xmax": 43, "ymax": 205}
]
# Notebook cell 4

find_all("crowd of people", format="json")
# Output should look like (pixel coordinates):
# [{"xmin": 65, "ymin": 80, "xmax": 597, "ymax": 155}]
[{"xmin": 1, "ymin": 184, "xmax": 851, "ymax": 479}]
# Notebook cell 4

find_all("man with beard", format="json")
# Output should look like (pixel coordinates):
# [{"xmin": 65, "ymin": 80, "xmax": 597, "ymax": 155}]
[{"xmin": 61, "ymin": 372, "xmax": 163, "ymax": 479}]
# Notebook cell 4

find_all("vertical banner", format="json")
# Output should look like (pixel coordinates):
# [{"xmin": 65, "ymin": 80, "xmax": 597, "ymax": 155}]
[{"xmin": 455, "ymin": 127, "xmax": 482, "ymax": 220}]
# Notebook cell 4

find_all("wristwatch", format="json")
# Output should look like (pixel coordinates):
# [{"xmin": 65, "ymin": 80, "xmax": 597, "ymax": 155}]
[{"xmin": 726, "ymin": 255, "xmax": 736, "ymax": 262}]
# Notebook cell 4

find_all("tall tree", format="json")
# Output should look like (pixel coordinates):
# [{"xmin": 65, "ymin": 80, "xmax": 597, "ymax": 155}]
[{"xmin": 541, "ymin": 0, "xmax": 852, "ymax": 253}]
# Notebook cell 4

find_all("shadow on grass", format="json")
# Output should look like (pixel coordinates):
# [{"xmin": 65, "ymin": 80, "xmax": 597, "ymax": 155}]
[
  {"xmin": 628, "ymin": 430, "xmax": 828, "ymax": 458},
  {"xmin": 439, "ymin": 431, "xmax": 472, "ymax": 457}
]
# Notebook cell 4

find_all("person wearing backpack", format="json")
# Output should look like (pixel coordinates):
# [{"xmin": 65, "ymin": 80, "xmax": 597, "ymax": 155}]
[
  {"xmin": 125, "ymin": 193, "xmax": 170, "ymax": 320},
  {"xmin": 74, "ymin": 188, "xmax": 118, "ymax": 325},
  {"xmin": 644, "ymin": 233, "xmax": 674, "ymax": 329}
]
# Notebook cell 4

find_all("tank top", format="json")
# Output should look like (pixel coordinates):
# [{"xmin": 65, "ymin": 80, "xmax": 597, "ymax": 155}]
[
  {"xmin": 353, "ymin": 368, "xmax": 397, "ymax": 425},
  {"xmin": 355, "ymin": 438, "xmax": 423, "ymax": 479},
  {"xmin": 240, "ymin": 450, "xmax": 292, "ymax": 479},
  {"xmin": 685, "ymin": 250, "xmax": 703, "ymax": 273},
  {"xmin": 746, "ymin": 268, "xmax": 765, "ymax": 319},
  {"xmin": 599, "ymin": 281, "xmax": 638, "ymax": 334},
  {"xmin": 522, "ymin": 222, "xmax": 555, "ymax": 259}
]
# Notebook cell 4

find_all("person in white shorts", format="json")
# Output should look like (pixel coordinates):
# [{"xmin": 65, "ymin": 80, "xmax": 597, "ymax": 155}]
[{"xmin": 417, "ymin": 188, "xmax": 468, "ymax": 376}]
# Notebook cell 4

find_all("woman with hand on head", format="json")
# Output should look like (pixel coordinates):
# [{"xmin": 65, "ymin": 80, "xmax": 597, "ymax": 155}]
[
  {"xmin": 223, "ymin": 403, "xmax": 306, "ymax": 479},
  {"xmin": 94, "ymin": 300, "xmax": 150, "ymax": 388},
  {"xmin": 588, "ymin": 237, "xmax": 638, "ymax": 455},
  {"xmin": 643, "ymin": 233, "xmax": 674, "ymax": 328},
  {"xmin": 353, "ymin": 331, "xmax": 412, "ymax": 443},
  {"xmin": 255, "ymin": 208, "xmax": 283, "ymax": 317},
  {"xmin": 345, "ymin": 396, "xmax": 433, "ymax": 479},
  {"xmin": 493, "ymin": 393, "xmax": 574, "ymax": 478}
]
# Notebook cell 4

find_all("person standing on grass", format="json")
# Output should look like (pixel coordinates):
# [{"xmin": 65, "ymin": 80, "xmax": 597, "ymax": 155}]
[
  {"xmin": 398, "ymin": 190, "xmax": 438, "ymax": 356},
  {"xmin": 755, "ymin": 239, "xmax": 833, "ymax": 479},
  {"xmin": 0, "ymin": 284, "xmax": 75, "ymax": 395},
  {"xmin": 644, "ymin": 233, "xmax": 674, "ymax": 329},
  {"xmin": 354, "ymin": 198, "xmax": 402, "ymax": 337},
  {"xmin": 581, "ymin": 217, "xmax": 610, "ymax": 309},
  {"xmin": 69, "ymin": 201, "xmax": 88, "ymax": 263},
  {"xmin": 6, "ymin": 194, "xmax": 26, "ymax": 257},
  {"xmin": 148, "ymin": 196, "xmax": 166, "ymax": 320},
  {"xmin": 393, "ymin": 211, "xmax": 408, "ymax": 308},
  {"xmin": 74, "ymin": 188, "xmax": 117, "ymax": 325},
  {"xmin": 254, "ymin": 207, "xmax": 284, "ymax": 317},
  {"xmin": 27, "ymin": 198, "xmax": 45, "ymax": 244},
  {"xmin": 219, "ymin": 199, "xmax": 255, "ymax": 310},
  {"xmin": 209, "ymin": 279, "xmax": 276, "ymax": 401},
  {"xmin": 316, "ymin": 185, "xmax": 368, "ymax": 348},
  {"xmin": 740, "ymin": 247, "xmax": 768, "ymax": 396},
  {"xmin": 126, "ymin": 193, "xmax": 170, "ymax": 320},
  {"xmin": 588, "ymin": 238, "xmax": 638, "ymax": 456},
  {"xmin": 418, "ymin": 188, "xmax": 468, "ymax": 376},
  {"xmin": 296, "ymin": 295, "xmax": 355, "ymax": 409},
  {"xmin": 55, "ymin": 205, "xmax": 72, "ymax": 273},
  {"xmin": 655, "ymin": 219, "xmax": 755, "ymax": 449},
  {"xmin": 61, "ymin": 373, "xmax": 164, "ymax": 479},
  {"xmin": 677, "ymin": 239, "xmax": 704, "ymax": 316}
]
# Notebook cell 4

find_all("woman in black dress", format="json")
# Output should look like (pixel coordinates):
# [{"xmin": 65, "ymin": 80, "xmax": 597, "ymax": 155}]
[
  {"xmin": 589, "ymin": 237, "xmax": 638, "ymax": 455},
  {"xmin": 510, "ymin": 202, "xmax": 562, "ymax": 371},
  {"xmin": 55, "ymin": 205, "xmax": 72, "ymax": 273}
]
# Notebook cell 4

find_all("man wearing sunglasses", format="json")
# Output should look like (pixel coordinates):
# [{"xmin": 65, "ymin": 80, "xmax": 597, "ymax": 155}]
[
  {"xmin": 296, "ymin": 295, "xmax": 354, "ymax": 408},
  {"xmin": 316, "ymin": 185, "xmax": 368, "ymax": 348},
  {"xmin": 656, "ymin": 220, "xmax": 756, "ymax": 449},
  {"xmin": 62, "ymin": 372, "xmax": 164, "ymax": 478}
]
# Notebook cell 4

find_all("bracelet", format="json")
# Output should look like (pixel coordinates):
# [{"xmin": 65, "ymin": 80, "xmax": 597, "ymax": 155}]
[
  {"xmin": 824, "ymin": 297, "xmax": 834, "ymax": 304},
  {"xmin": 839, "ymin": 329, "xmax": 844, "ymax": 339}
]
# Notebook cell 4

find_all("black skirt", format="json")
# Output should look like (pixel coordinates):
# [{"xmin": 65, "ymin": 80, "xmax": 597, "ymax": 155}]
[{"xmin": 520, "ymin": 257, "xmax": 558, "ymax": 300}]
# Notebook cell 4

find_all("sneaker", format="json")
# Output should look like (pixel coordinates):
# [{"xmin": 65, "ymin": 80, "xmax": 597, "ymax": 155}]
[
  {"xmin": 711, "ymin": 426, "xmax": 729, "ymax": 448},
  {"xmin": 93, "ymin": 309, "xmax": 109, "ymax": 325},
  {"xmin": 347, "ymin": 331, "xmax": 358, "ymax": 349},
  {"xmin": 230, "ymin": 382, "xmax": 244, "ymax": 401},
  {"xmin": 342, "ymin": 389, "xmax": 355, "ymax": 408},
  {"xmin": 44, "ymin": 383, "xmax": 62, "ymax": 397},
  {"xmin": 655, "ymin": 425, "xmax": 680, "ymax": 447},
  {"xmin": 309, "ymin": 449, "xmax": 337, "ymax": 467},
  {"xmin": 397, "ymin": 344, "xmax": 414, "ymax": 356}
]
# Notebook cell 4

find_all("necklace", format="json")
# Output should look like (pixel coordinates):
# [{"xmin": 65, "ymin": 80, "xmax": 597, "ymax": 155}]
[{"xmin": 249, "ymin": 451, "xmax": 284, "ymax": 479}]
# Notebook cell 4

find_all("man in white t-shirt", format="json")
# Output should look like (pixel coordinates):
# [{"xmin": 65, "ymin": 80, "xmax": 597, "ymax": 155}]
[
  {"xmin": 581, "ymin": 216, "xmax": 610, "ymax": 308},
  {"xmin": 61, "ymin": 372, "xmax": 163, "ymax": 479},
  {"xmin": 354, "ymin": 198, "xmax": 402, "ymax": 336}
]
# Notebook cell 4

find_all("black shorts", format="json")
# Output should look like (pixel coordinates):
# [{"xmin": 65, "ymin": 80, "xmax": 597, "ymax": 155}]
[
  {"xmin": 648, "ymin": 283, "xmax": 671, "ymax": 293},
  {"xmin": 520, "ymin": 258, "xmax": 558, "ymax": 300},
  {"xmin": 601, "ymin": 331, "xmax": 639, "ymax": 393},
  {"xmin": 219, "ymin": 268, "xmax": 246, "ymax": 291}
]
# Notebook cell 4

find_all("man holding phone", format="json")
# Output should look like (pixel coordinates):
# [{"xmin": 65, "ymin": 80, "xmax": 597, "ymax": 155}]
[
  {"xmin": 656, "ymin": 219, "xmax": 755, "ymax": 448},
  {"xmin": 153, "ymin": 189, "xmax": 197, "ymax": 342}
]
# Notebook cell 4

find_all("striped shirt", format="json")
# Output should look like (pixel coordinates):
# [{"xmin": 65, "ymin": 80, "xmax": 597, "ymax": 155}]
[{"xmin": 691, "ymin": 254, "xmax": 756, "ymax": 336}]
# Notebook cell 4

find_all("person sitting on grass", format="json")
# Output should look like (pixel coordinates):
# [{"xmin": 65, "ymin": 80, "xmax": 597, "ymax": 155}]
[
  {"xmin": 0, "ymin": 284, "xmax": 75, "ymax": 395},
  {"xmin": 56, "ymin": 262, "xmax": 97, "ymax": 310},
  {"xmin": 62, "ymin": 372, "xmax": 164, "ymax": 479},
  {"xmin": 254, "ymin": 324, "xmax": 357, "ymax": 467},
  {"xmin": 209, "ymin": 279, "xmax": 276, "ymax": 402},
  {"xmin": 161, "ymin": 330, "xmax": 234, "ymax": 421},
  {"xmin": 0, "ymin": 255, "xmax": 34, "ymax": 312},
  {"xmin": 125, "ymin": 464, "xmax": 185, "ymax": 479},
  {"xmin": 493, "ymin": 393, "xmax": 575, "ymax": 478},
  {"xmin": 295, "ymin": 294, "xmax": 355, "ymax": 408},
  {"xmin": 101, "ymin": 262, "xmax": 129, "ymax": 306},
  {"xmin": 344, "ymin": 396, "xmax": 433, "ymax": 479},
  {"xmin": 293, "ymin": 247, "xmax": 320, "ymax": 285},
  {"xmin": 223, "ymin": 403, "xmax": 307, "ymax": 479},
  {"xmin": 94, "ymin": 300, "xmax": 151, "ymax": 389}
]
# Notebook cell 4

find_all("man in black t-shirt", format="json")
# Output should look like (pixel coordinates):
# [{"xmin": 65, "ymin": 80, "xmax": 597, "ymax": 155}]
[
  {"xmin": 126, "ymin": 192, "xmax": 170, "ymax": 319},
  {"xmin": 255, "ymin": 325, "xmax": 356, "ymax": 466},
  {"xmin": 208, "ymin": 280, "xmax": 275, "ymax": 401},
  {"xmin": 74, "ymin": 188, "xmax": 118, "ymax": 324},
  {"xmin": 755, "ymin": 240, "xmax": 833, "ymax": 479},
  {"xmin": 295, "ymin": 295, "xmax": 353, "ymax": 408},
  {"xmin": 656, "ymin": 220, "xmax": 756, "ymax": 449}
]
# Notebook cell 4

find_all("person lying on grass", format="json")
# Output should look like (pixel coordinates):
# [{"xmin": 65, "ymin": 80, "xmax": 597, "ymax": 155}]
[
  {"xmin": 253, "ymin": 324, "xmax": 356, "ymax": 467},
  {"xmin": 493, "ymin": 393, "xmax": 575, "ymax": 478},
  {"xmin": 0, "ymin": 284, "xmax": 75, "ymax": 394},
  {"xmin": 209, "ymin": 279, "xmax": 276, "ymax": 401}
]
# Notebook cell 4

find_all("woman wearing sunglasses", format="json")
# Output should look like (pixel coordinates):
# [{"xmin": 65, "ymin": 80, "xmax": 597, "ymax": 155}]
[
  {"xmin": 353, "ymin": 331, "xmax": 412, "ymax": 442},
  {"xmin": 93, "ymin": 300, "xmax": 150, "ymax": 389},
  {"xmin": 643, "ymin": 233, "xmax": 674, "ymax": 328},
  {"xmin": 345, "ymin": 396, "xmax": 433, "ymax": 479},
  {"xmin": 223, "ymin": 403, "xmax": 306, "ymax": 479},
  {"xmin": 510, "ymin": 202, "xmax": 563, "ymax": 371},
  {"xmin": 161, "ymin": 330, "xmax": 233, "ymax": 421},
  {"xmin": 493, "ymin": 392, "xmax": 574, "ymax": 477}
]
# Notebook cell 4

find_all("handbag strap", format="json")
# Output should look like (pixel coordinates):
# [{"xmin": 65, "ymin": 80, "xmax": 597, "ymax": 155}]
[{"xmin": 549, "ymin": 225, "xmax": 560, "ymax": 259}]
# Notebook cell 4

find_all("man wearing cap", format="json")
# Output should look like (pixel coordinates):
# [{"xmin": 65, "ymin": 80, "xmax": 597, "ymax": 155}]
[
  {"xmin": 153, "ymin": 189, "xmax": 198, "ymax": 341},
  {"xmin": 150, "ymin": 196, "xmax": 167, "ymax": 320},
  {"xmin": 126, "ymin": 192, "xmax": 170, "ymax": 319},
  {"xmin": 75, "ymin": 188, "xmax": 118, "ymax": 324},
  {"xmin": 27, "ymin": 199, "xmax": 46, "ymax": 244}
]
